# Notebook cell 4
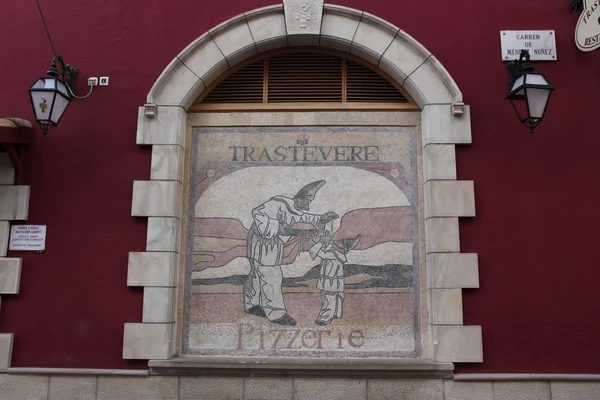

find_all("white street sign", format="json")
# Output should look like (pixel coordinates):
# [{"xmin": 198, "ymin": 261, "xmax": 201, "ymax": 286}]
[{"xmin": 500, "ymin": 30, "xmax": 557, "ymax": 61}]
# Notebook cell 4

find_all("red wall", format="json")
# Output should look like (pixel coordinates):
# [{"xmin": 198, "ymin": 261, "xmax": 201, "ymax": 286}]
[{"xmin": 0, "ymin": 0, "xmax": 599, "ymax": 372}]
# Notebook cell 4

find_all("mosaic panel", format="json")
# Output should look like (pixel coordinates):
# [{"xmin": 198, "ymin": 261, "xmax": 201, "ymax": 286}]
[{"xmin": 184, "ymin": 127, "xmax": 419, "ymax": 357}]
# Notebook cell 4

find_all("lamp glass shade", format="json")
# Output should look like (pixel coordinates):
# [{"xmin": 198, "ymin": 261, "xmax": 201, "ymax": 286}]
[
  {"xmin": 526, "ymin": 87, "xmax": 551, "ymax": 119},
  {"xmin": 507, "ymin": 72, "xmax": 555, "ymax": 132},
  {"xmin": 28, "ymin": 76, "xmax": 71, "ymax": 133},
  {"xmin": 510, "ymin": 75, "xmax": 525, "ymax": 95}
]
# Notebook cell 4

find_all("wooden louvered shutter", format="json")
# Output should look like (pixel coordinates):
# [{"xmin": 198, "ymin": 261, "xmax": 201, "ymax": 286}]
[
  {"xmin": 202, "ymin": 61, "xmax": 265, "ymax": 104},
  {"xmin": 345, "ymin": 60, "xmax": 408, "ymax": 103},
  {"xmin": 267, "ymin": 53, "xmax": 342, "ymax": 103},
  {"xmin": 191, "ymin": 50, "xmax": 418, "ymax": 111}
]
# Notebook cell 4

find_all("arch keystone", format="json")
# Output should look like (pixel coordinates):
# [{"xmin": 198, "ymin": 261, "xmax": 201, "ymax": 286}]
[{"xmin": 283, "ymin": 0, "xmax": 324, "ymax": 45}]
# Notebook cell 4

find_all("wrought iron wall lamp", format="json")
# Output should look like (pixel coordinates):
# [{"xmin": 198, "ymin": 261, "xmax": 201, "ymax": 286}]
[
  {"xmin": 28, "ymin": 56, "xmax": 82, "ymax": 134},
  {"xmin": 506, "ymin": 50, "xmax": 555, "ymax": 133},
  {"xmin": 28, "ymin": 0, "xmax": 94, "ymax": 134}
]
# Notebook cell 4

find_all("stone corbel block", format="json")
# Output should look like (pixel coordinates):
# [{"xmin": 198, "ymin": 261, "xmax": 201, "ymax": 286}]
[
  {"xmin": 423, "ymin": 144, "xmax": 457, "ymax": 182},
  {"xmin": 0, "ymin": 221, "xmax": 9, "ymax": 257},
  {"xmin": 434, "ymin": 325, "xmax": 483, "ymax": 362},
  {"xmin": 320, "ymin": 5, "xmax": 361, "ymax": 52},
  {"xmin": 245, "ymin": 5, "xmax": 287, "ymax": 53},
  {"xmin": 209, "ymin": 14, "xmax": 257, "ymax": 67},
  {"xmin": 143, "ymin": 287, "xmax": 175, "ymax": 323},
  {"xmin": 428, "ymin": 253, "xmax": 479, "ymax": 289},
  {"xmin": 283, "ymin": 0, "xmax": 324, "ymax": 46},
  {"xmin": 424, "ymin": 180, "xmax": 475, "ymax": 218},
  {"xmin": 0, "ymin": 186, "xmax": 30, "ymax": 220},
  {"xmin": 0, "ymin": 258, "xmax": 22, "ymax": 294},
  {"xmin": 452, "ymin": 102, "xmax": 465, "ymax": 116},
  {"xmin": 0, "ymin": 333, "xmax": 14, "ymax": 372},
  {"xmin": 0, "ymin": 154, "xmax": 15, "ymax": 185},
  {"xmin": 425, "ymin": 218, "xmax": 460, "ymax": 253},
  {"xmin": 179, "ymin": 33, "xmax": 229, "ymax": 86},
  {"xmin": 127, "ymin": 252, "xmax": 178, "ymax": 287},
  {"xmin": 131, "ymin": 181, "xmax": 182, "ymax": 218},
  {"xmin": 123, "ymin": 323, "xmax": 173, "ymax": 360},
  {"xmin": 350, "ymin": 13, "xmax": 398, "ymax": 66},
  {"xmin": 136, "ymin": 106, "xmax": 187, "ymax": 147},
  {"xmin": 422, "ymin": 104, "xmax": 472, "ymax": 146},
  {"xmin": 147, "ymin": 217, "xmax": 180, "ymax": 253},
  {"xmin": 430, "ymin": 289, "xmax": 463, "ymax": 325},
  {"xmin": 144, "ymin": 103, "xmax": 157, "ymax": 118},
  {"xmin": 150, "ymin": 145, "xmax": 184, "ymax": 182}
]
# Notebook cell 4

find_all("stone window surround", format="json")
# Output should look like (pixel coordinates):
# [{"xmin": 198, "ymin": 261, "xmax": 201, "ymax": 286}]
[
  {"xmin": 0, "ymin": 153, "xmax": 30, "ymax": 372},
  {"xmin": 125, "ymin": 3, "xmax": 481, "ymax": 373}
]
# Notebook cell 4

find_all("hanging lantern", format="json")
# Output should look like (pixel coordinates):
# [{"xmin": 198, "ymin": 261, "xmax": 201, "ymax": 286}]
[
  {"xmin": 506, "ymin": 50, "xmax": 555, "ymax": 133},
  {"xmin": 28, "ymin": 57, "xmax": 76, "ymax": 134}
]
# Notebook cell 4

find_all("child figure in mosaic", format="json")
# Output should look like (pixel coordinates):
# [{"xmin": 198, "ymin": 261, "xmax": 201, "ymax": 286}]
[{"xmin": 309, "ymin": 228, "xmax": 360, "ymax": 326}]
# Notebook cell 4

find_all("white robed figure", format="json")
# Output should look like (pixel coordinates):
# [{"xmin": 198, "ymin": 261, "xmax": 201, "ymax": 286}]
[
  {"xmin": 244, "ymin": 180, "xmax": 339, "ymax": 326},
  {"xmin": 309, "ymin": 234, "xmax": 361, "ymax": 326}
]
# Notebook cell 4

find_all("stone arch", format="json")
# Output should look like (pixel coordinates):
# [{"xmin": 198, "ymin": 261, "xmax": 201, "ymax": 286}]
[
  {"xmin": 145, "ymin": 4, "xmax": 463, "ymax": 110},
  {"xmin": 126, "ymin": 2, "xmax": 481, "ymax": 369}
]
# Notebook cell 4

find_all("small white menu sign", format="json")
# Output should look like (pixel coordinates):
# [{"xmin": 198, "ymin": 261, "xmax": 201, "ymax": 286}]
[
  {"xmin": 9, "ymin": 225, "xmax": 47, "ymax": 251},
  {"xmin": 500, "ymin": 30, "xmax": 557, "ymax": 61}
]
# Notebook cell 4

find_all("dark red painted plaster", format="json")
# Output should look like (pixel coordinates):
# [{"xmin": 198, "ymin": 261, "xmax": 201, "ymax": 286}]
[{"xmin": 0, "ymin": 0, "xmax": 599, "ymax": 372}]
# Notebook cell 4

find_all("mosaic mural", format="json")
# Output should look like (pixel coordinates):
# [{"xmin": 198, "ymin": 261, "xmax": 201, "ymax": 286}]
[{"xmin": 185, "ymin": 127, "xmax": 419, "ymax": 357}]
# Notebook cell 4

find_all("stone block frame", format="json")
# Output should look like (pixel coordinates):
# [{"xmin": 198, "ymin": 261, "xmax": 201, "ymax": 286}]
[
  {"xmin": 0, "ymin": 152, "xmax": 31, "ymax": 372},
  {"xmin": 125, "ymin": 1, "xmax": 481, "ymax": 373}
]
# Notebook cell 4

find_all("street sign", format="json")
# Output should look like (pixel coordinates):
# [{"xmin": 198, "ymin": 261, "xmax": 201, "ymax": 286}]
[{"xmin": 500, "ymin": 30, "xmax": 557, "ymax": 61}]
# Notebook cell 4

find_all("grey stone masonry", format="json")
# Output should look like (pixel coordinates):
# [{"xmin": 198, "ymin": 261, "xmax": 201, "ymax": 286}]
[{"xmin": 1, "ymin": 374, "xmax": 600, "ymax": 400}]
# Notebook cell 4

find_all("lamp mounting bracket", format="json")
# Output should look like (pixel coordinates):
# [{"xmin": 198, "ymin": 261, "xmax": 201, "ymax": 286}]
[
  {"xmin": 48, "ymin": 56, "xmax": 78, "ymax": 93},
  {"xmin": 570, "ymin": 0, "xmax": 583, "ymax": 14},
  {"xmin": 507, "ymin": 49, "xmax": 535, "ymax": 90}
]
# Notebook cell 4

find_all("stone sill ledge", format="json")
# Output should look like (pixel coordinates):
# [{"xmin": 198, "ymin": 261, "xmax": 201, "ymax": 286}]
[
  {"xmin": 148, "ymin": 357, "xmax": 454, "ymax": 379},
  {"xmin": 454, "ymin": 373, "xmax": 600, "ymax": 382},
  {"xmin": 7, "ymin": 368, "xmax": 148, "ymax": 376}
]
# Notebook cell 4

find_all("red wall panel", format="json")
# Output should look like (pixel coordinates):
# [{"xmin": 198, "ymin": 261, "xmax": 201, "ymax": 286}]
[{"xmin": 0, "ymin": 0, "xmax": 599, "ymax": 372}]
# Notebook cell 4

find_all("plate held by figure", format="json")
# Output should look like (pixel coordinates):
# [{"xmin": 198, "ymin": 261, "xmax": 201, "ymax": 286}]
[{"xmin": 286, "ymin": 222, "xmax": 317, "ymax": 236}]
